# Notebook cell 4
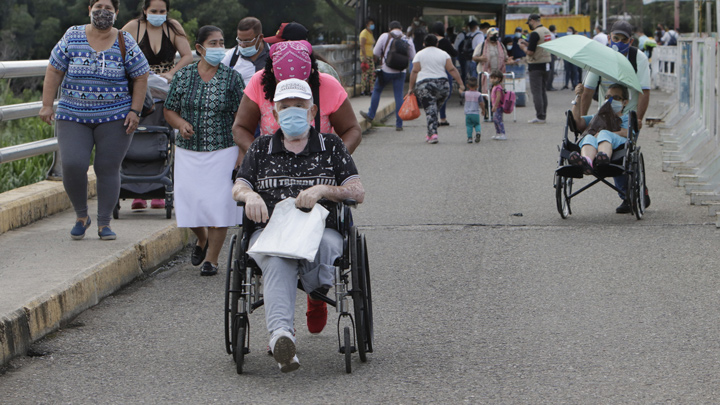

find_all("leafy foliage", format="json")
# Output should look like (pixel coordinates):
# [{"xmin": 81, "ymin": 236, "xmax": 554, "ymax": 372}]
[{"xmin": 0, "ymin": 80, "xmax": 53, "ymax": 193}]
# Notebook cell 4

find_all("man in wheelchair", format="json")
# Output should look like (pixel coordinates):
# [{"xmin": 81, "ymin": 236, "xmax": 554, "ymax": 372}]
[
  {"xmin": 568, "ymin": 83, "xmax": 630, "ymax": 175},
  {"xmin": 231, "ymin": 78, "xmax": 365, "ymax": 372}
]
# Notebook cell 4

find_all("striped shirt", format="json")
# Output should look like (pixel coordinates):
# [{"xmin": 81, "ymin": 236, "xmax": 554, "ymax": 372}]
[
  {"xmin": 236, "ymin": 128, "xmax": 360, "ymax": 229},
  {"xmin": 50, "ymin": 26, "xmax": 150, "ymax": 123}
]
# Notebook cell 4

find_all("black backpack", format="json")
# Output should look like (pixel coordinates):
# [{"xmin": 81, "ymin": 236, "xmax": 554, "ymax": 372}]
[
  {"xmin": 384, "ymin": 34, "xmax": 410, "ymax": 70},
  {"xmin": 460, "ymin": 32, "xmax": 477, "ymax": 60},
  {"xmin": 667, "ymin": 32, "xmax": 677, "ymax": 46}
]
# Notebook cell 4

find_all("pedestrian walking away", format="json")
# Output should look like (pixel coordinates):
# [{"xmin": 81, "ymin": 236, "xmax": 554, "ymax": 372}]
[
  {"xmin": 121, "ymin": 0, "xmax": 193, "ymax": 211},
  {"xmin": 489, "ymin": 70, "xmax": 507, "ymax": 140},
  {"xmin": 39, "ymin": 0, "xmax": 150, "ymax": 241},
  {"xmin": 232, "ymin": 78, "xmax": 365, "ymax": 372},
  {"xmin": 358, "ymin": 17, "xmax": 376, "ymax": 96},
  {"xmin": 233, "ymin": 37, "xmax": 361, "ymax": 162},
  {"xmin": 360, "ymin": 20, "xmax": 416, "ymax": 131},
  {"xmin": 163, "ymin": 26, "xmax": 245, "ymax": 276},
  {"xmin": 518, "ymin": 13, "xmax": 551, "ymax": 124},
  {"xmin": 407, "ymin": 34, "xmax": 465, "ymax": 144},
  {"xmin": 460, "ymin": 76, "xmax": 485, "ymax": 143}
]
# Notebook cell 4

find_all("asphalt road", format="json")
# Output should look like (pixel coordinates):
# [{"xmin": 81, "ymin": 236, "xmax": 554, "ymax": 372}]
[{"xmin": 2, "ymin": 88, "xmax": 720, "ymax": 403}]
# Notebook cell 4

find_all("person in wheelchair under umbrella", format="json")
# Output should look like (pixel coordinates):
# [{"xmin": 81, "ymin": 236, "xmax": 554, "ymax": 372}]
[
  {"xmin": 568, "ymin": 83, "xmax": 630, "ymax": 175},
  {"xmin": 231, "ymin": 78, "xmax": 365, "ymax": 373}
]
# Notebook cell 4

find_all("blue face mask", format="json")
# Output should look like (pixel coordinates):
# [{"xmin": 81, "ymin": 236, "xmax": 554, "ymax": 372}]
[
  {"xmin": 278, "ymin": 107, "xmax": 311, "ymax": 138},
  {"xmin": 200, "ymin": 46, "xmax": 225, "ymax": 66},
  {"xmin": 369, "ymin": 24, "xmax": 375, "ymax": 30},
  {"xmin": 611, "ymin": 99, "xmax": 624, "ymax": 113},
  {"xmin": 146, "ymin": 14, "xmax": 166, "ymax": 27},
  {"xmin": 610, "ymin": 40, "xmax": 630, "ymax": 54},
  {"xmin": 515, "ymin": 32, "xmax": 521, "ymax": 38},
  {"xmin": 239, "ymin": 44, "xmax": 258, "ymax": 57}
]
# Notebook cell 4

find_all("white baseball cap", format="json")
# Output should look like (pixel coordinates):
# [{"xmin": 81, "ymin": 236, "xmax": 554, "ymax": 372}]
[{"xmin": 273, "ymin": 78, "xmax": 312, "ymax": 102}]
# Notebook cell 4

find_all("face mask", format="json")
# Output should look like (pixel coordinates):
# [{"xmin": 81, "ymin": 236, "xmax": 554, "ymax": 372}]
[
  {"xmin": 507, "ymin": 45, "xmax": 513, "ymax": 50},
  {"xmin": 147, "ymin": 14, "xmax": 166, "ymax": 27},
  {"xmin": 610, "ymin": 40, "xmax": 630, "ymax": 54},
  {"xmin": 515, "ymin": 32, "xmax": 521, "ymax": 38},
  {"xmin": 566, "ymin": 31, "xmax": 572, "ymax": 35},
  {"xmin": 90, "ymin": 9, "xmax": 116, "ymax": 31},
  {"xmin": 277, "ymin": 107, "xmax": 311, "ymax": 138},
  {"xmin": 611, "ymin": 99, "xmax": 624, "ymax": 113},
  {"xmin": 369, "ymin": 24, "xmax": 375, "ymax": 30},
  {"xmin": 414, "ymin": 21, "xmax": 420, "ymax": 26},
  {"xmin": 490, "ymin": 35, "xmax": 498, "ymax": 42},
  {"xmin": 239, "ymin": 43, "xmax": 258, "ymax": 57},
  {"xmin": 200, "ymin": 46, "xmax": 225, "ymax": 66}
]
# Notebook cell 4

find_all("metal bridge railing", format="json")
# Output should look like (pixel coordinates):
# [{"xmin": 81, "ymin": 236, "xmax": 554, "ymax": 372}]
[{"xmin": 0, "ymin": 45, "xmax": 359, "ymax": 169}]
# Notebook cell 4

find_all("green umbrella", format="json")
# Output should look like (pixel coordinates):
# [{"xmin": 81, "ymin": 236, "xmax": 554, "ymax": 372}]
[{"xmin": 539, "ymin": 35, "xmax": 643, "ymax": 92}]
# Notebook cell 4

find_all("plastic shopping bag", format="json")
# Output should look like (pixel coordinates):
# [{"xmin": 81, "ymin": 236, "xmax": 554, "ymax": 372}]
[
  {"xmin": 398, "ymin": 93, "xmax": 421, "ymax": 121},
  {"xmin": 247, "ymin": 197, "xmax": 329, "ymax": 262}
]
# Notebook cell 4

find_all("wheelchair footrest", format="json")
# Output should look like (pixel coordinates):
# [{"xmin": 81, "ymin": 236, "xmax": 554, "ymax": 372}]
[{"xmin": 310, "ymin": 289, "xmax": 337, "ymax": 308}]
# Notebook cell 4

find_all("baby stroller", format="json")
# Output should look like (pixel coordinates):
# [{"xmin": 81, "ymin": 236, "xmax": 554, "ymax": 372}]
[{"xmin": 113, "ymin": 74, "xmax": 175, "ymax": 219}]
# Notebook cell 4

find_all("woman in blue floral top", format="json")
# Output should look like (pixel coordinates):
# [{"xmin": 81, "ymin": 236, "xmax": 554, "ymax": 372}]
[
  {"xmin": 40, "ymin": 0, "xmax": 150, "ymax": 241},
  {"xmin": 164, "ymin": 25, "xmax": 245, "ymax": 276}
]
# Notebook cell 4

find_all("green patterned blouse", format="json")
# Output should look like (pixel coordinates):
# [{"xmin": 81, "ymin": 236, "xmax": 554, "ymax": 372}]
[{"xmin": 165, "ymin": 62, "xmax": 245, "ymax": 152}]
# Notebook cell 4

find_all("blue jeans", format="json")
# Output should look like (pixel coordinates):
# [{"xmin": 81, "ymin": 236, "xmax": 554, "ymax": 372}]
[
  {"xmin": 439, "ymin": 71, "xmax": 452, "ymax": 120},
  {"xmin": 368, "ymin": 70, "xmax": 406, "ymax": 128},
  {"xmin": 466, "ymin": 61, "xmax": 478, "ymax": 79}
]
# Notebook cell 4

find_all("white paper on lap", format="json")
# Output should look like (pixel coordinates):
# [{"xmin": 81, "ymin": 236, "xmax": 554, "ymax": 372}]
[{"xmin": 248, "ymin": 197, "xmax": 330, "ymax": 262}]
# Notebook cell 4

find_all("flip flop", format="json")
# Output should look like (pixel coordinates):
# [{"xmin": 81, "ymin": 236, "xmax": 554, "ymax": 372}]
[{"xmin": 594, "ymin": 152, "xmax": 610, "ymax": 166}]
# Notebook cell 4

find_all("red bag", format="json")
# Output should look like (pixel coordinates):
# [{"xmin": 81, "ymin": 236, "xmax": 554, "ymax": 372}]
[{"xmin": 398, "ymin": 93, "xmax": 421, "ymax": 121}]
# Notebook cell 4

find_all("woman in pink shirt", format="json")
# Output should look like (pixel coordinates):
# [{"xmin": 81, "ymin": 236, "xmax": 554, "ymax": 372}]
[{"xmin": 232, "ymin": 40, "xmax": 361, "ymax": 160}]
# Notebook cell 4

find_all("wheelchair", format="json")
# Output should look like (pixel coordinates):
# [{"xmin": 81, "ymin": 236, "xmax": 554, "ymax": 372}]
[
  {"xmin": 554, "ymin": 109, "xmax": 646, "ymax": 219},
  {"xmin": 224, "ymin": 200, "xmax": 373, "ymax": 374}
]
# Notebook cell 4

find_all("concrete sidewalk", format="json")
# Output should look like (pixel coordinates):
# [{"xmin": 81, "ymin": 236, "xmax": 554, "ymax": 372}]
[{"xmin": 0, "ymin": 93, "xmax": 397, "ymax": 367}]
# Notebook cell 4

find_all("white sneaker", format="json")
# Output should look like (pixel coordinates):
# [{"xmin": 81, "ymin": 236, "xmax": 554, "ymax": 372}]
[
  {"xmin": 491, "ymin": 135, "xmax": 498, "ymax": 140},
  {"xmin": 495, "ymin": 135, "xmax": 508, "ymax": 140},
  {"xmin": 528, "ymin": 118, "xmax": 546, "ymax": 124},
  {"xmin": 269, "ymin": 329, "xmax": 300, "ymax": 373}
]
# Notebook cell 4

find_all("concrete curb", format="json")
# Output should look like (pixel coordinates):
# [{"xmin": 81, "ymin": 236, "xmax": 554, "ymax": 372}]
[
  {"xmin": 0, "ymin": 172, "xmax": 97, "ymax": 236},
  {"xmin": 0, "ymin": 224, "xmax": 189, "ymax": 366},
  {"xmin": 359, "ymin": 101, "xmax": 396, "ymax": 133}
]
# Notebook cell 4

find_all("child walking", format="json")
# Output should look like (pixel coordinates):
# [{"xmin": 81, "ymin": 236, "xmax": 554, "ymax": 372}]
[
  {"xmin": 490, "ymin": 70, "xmax": 507, "ymax": 141},
  {"xmin": 461, "ymin": 77, "xmax": 486, "ymax": 143}
]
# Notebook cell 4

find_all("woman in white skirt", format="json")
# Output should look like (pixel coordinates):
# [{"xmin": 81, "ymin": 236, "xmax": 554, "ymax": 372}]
[{"xmin": 164, "ymin": 25, "xmax": 245, "ymax": 276}]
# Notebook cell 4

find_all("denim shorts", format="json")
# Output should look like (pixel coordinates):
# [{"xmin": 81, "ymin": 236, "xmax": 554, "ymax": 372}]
[{"xmin": 579, "ymin": 129, "xmax": 627, "ymax": 150}]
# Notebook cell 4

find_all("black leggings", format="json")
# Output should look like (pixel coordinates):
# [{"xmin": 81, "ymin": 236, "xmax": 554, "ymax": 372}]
[
  {"xmin": 56, "ymin": 120, "xmax": 133, "ymax": 227},
  {"xmin": 415, "ymin": 78, "xmax": 450, "ymax": 136}
]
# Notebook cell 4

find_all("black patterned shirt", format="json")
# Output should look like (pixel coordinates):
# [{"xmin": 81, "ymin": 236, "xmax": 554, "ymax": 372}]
[
  {"xmin": 236, "ymin": 128, "xmax": 360, "ymax": 227},
  {"xmin": 165, "ymin": 62, "xmax": 244, "ymax": 151}
]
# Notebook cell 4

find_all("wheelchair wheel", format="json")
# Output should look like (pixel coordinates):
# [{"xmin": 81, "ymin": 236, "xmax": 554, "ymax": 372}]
[
  {"xmin": 361, "ymin": 234, "xmax": 374, "ymax": 355},
  {"xmin": 343, "ymin": 326, "xmax": 352, "ymax": 374},
  {"xmin": 113, "ymin": 202, "xmax": 120, "ymax": 219},
  {"xmin": 350, "ymin": 227, "xmax": 370, "ymax": 362},
  {"xmin": 631, "ymin": 153, "xmax": 646, "ymax": 220},
  {"xmin": 233, "ymin": 316, "xmax": 247, "ymax": 374},
  {"xmin": 224, "ymin": 234, "xmax": 237, "ymax": 355},
  {"xmin": 555, "ymin": 174, "xmax": 572, "ymax": 219}
]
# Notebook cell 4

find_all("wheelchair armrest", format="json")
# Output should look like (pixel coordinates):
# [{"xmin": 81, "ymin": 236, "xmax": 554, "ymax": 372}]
[{"xmin": 343, "ymin": 199, "xmax": 358, "ymax": 208}]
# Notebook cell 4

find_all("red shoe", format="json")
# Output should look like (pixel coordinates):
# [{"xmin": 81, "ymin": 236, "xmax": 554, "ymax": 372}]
[
  {"xmin": 306, "ymin": 295, "xmax": 327, "ymax": 334},
  {"xmin": 150, "ymin": 199, "xmax": 165, "ymax": 209},
  {"xmin": 131, "ymin": 199, "xmax": 147, "ymax": 210}
]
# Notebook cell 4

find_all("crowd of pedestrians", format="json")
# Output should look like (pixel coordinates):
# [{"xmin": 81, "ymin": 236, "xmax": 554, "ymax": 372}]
[{"xmin": 38, "ymin": 2, "xmax": 660, "ymax": 372}]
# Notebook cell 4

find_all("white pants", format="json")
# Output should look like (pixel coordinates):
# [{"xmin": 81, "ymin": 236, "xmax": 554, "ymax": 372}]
[{"xmin": 250, "ymin": 228, "xmax": 343, "ymax": 335}]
